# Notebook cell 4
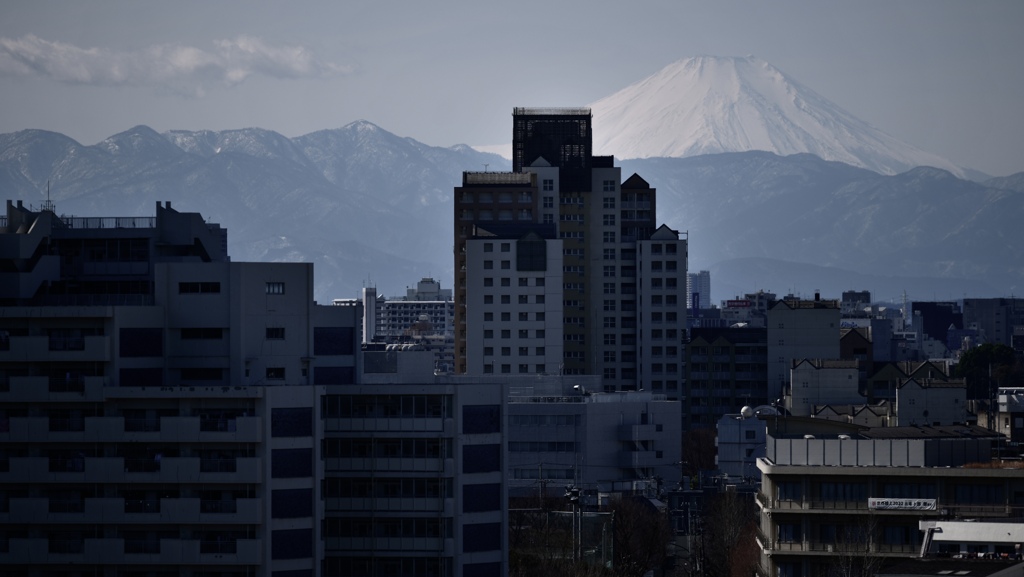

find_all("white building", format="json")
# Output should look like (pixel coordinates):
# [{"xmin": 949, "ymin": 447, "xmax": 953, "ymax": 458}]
[
  {"xmin": 767, "ymin": 296, "xmax": 841, "ymax": 401},
  {"xmin": 687, "ymin": 270, "xmax": 711, "ymax": 311},
  {"xmin": 787, "ymin": 359, "xmax": 862, "ymax": 417},
  {"xmin": 896, "ymin": 378, "xmax": 968, "ymax": 426}
]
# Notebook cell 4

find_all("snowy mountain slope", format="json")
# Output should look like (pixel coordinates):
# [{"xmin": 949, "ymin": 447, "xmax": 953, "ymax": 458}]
[{"xmin": 591, "ymin": 56, "xmax": 965, "ymax": 177}]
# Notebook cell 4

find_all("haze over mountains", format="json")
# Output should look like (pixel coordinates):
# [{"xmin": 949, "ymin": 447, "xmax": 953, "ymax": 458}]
[{"xmin": 0, "ymin": 56, "xmax": 1021, "ymax": 303}]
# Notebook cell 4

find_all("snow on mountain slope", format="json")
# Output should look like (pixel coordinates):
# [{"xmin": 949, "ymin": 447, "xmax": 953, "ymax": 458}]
[{"xmin": 590, "ymin": 56, "xmax": 964, "ymax": 177}]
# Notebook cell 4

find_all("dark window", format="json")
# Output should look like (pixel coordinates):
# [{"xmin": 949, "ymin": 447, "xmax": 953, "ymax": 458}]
[
  {"xmin": 464, "ymin": 563, "xmax": 502, "ymax": 577},
  {"xmin": 463, "ymin": 483, "xmax": 501, "ymax": 513},
  {"xmin": 271, "ymin": 448, "xmax": 312, "ymax": 478},
  {"xmin": 463, "ymin": 522, "xmax": 501, "ymax": 552},
  {"xmin": 517, "ymin": 238, "xmax": 546, "ymax": 271},
  {"xmin": 272, "ymin": 408, "xmax": 313, "ymax": 437},
  {"xmin": 180, "ymin": 368, "xmax": 223, "ymax": 381},
  {"xmin": 178, "ymin": 282, "xmax": 220, "ymax": 294},
  {"xmin": 266, "ymin": 327, "xmax": 285, "ymax": 340},
  {"xmin": 314, "ymin": 327, "xmax": 354, "ymax": 356},
  {"xmin": 463, "ymin": 444, "xmax": 500, "ymax": 473},
  {"xmin": 271, "ymin": 528, "xmax": 312, "ymax": 560},
  {"xmin": 120, "ymin": 328, "xmax": 162, "ymax": 357},
  {"xmin": 180, "ymin": 327, "xmax": 223, "ymax": 340},
  {"xmin": 463, "ymin": 405, "xmax": 500, "ymax": 434},
  {"xmin": 119, "ymin": 368, "xmax": 163, "ymax": 387},
  {"xmin": 266, "ymin": 367, "xmax": 285, "ymax": 380},
  {"xmin": 314, "ymin": 366, "xmax": 355, "ymax": 385},
  {"xmin": 266, "ymin": 282, "xmax": 286, "ymax": 295},
  {"xmin": 271, "ymin": 488, "xmax": 312, "ymax": 519},
  {"xmin": 272, "ymin": 571, "xmax": 313, "ymax": 577}
]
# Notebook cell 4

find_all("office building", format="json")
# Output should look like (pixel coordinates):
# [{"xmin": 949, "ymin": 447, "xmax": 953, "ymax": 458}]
[
  {"xmin": 756, "ymin": 421, "xmax": 1015, "ymax": 577},
  {"xmin": 687, "ymin": 270, "xmax": 711, "ymax": 311}
]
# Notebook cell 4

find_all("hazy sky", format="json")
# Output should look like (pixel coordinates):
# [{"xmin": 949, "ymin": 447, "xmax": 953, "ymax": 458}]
[{"xmin": 1, "ymin": 1, "xmax": 1021, "ymax": 176}]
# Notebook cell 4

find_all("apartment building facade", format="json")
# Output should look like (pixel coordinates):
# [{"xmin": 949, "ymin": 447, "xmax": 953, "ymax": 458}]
[{"xmin": 454, "ymin": 108, "xmax": 687, "ymax": 393}]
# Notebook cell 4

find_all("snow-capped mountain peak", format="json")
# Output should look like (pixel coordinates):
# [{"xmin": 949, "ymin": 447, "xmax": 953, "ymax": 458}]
[{"xmin": 590, "ymin": 55, "xmax": 964, "ymax": 176}]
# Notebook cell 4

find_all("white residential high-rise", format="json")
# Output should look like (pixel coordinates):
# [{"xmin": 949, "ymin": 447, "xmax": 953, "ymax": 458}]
[
  {"xmin": 686, "ymin": 270, "xmax": 710, "ymax": 311},
  {"xmin": 454, "ymin": 108, "xmax": 688, "ymax": 394}
]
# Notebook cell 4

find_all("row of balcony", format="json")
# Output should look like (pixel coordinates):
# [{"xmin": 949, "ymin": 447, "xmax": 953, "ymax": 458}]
[
  {"xmin": 322, "ymin": 417, "xmax": 451, "ymax": 434},
  {"xmin": 0, "ymin": 456, "xmax": 262, "ymax": 484},
  {"xmin": 324, "ymin": 536, "xmax": 453, "ymax": 554},
  {"xmin": 323, "ymin": 457, "xmax": 454, "ymax": 475},
  {"xmin": 757, "ymin": 494, "xmax": 1024, "ymax": 518},
  {"xmin": 325, "ymin": 496, "xmax": 452, "ymax": 514},
  {"xmin": 0, "ymin": 537, "xmax": 261, "ymax": 564},
  {"xmin": 1, "ymin": 497, "xmax": 261, "ymax": 524},
  {"xmin": 0, "ymin": 415, "xmax": 263, "ymax": 443}
]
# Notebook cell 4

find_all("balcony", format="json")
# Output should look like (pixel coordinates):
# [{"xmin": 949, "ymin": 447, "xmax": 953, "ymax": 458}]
[
  {"xmin": 324, "ymin": 496, "xmax": 452, "ymax": 515},
  {"xmin": 324, "ymin": 457, "xmax": 454, "ymax": 475},
  {"xmin": 324, "ymin": 536, "xmax": 453, "ymax": 554},
  {"xmin": 0, "ymin": 334, "xmax": 111, "ymax": 363}
]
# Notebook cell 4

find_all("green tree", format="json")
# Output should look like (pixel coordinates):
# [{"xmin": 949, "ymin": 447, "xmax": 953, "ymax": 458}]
[{"xmin": 954, "ymin": 343, "xmax": 1021, "ymax": 399}]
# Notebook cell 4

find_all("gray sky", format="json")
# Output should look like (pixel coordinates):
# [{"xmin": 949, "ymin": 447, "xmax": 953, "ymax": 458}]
[{"xmin": 1, "ymin": 0, "xmax": 1021, "ymax": 176}]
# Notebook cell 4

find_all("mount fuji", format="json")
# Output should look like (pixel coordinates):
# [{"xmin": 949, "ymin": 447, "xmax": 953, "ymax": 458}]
[{"xmin": 590, "ymin": 56, "xmax": 966, "ymax": 177}]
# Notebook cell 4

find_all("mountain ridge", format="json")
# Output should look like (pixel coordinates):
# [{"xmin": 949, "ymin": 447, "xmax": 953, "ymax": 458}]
[
  {"xmin": 591, "ymin": 56, "xmax": 968, "ymax": 178},
  {"xmin": 0, "ymin": 123, "xmax": 1019, "ymax": 303}
]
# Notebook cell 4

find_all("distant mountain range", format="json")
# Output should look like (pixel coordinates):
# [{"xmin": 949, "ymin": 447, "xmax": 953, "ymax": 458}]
[
  {"xmin": 591, "ymin": 56, "xmax": 972, "ymax": 178},
  {"xmin": 1, "ymin": 123, "xmax": 1021, "ymax": 304}
]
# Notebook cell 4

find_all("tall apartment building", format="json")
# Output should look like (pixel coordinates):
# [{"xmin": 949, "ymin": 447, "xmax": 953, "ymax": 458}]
[
  {"xmin": 323, "ymin": 347, "xmax": 507, "ymax": 577},
  {"xmin": 0, "ymin": 200, "xmax": 359, "ymax": 576},
  {"xmin": 686, "ymin": 270, "xmax": 711, "ymax": 311},
  {"xmin": 683, "ymin": 326, "xmax": 768, "ymax": 429},
  {"xmin": 454, "ymin": 108, "xmax": 687, "ymax": 393}
]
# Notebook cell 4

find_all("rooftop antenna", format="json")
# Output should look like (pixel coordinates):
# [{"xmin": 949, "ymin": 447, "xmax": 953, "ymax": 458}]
[
  {"xmin": 42, "ymin": 180, "xmax": 55, "ymax": 213},
  {"xmin": 483, "ymin": 163, "xmax": 489, "ymax": 172}
]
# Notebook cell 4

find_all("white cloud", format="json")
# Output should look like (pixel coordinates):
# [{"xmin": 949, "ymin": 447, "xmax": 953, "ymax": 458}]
[{"xmin": 0, "ymin": 34, "xmax": 350, "ymax": 95}]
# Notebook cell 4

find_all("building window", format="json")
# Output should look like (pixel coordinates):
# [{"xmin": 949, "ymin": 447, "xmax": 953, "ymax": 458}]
[
  {"xmin": 603, "ymin": 231, "xmax": 616, "ymax": 243},
  {"xmin": 501, "ymin": 261, "xmax": 511, "ymax": 270},
  {"xmin": 603, "ymin": 351, "xmax": 616, "ymax": 363},
  {"xmin": 604, "ymin": 248, "xmax": 616, "ymax": 260},
  {"xmin": 266, "ymin": 367, "xmax": 285, "ymax": 380},
  {"xmin": 604, "ymin": 283, "xmax": 615, "ymax": 294},
  {"xmin": 535, "ymin": 329, "xmax": 545, "ymax": 338},
  {"xmin": 266, "ymin": 282, "xmax": 285, "ymax": 295},
  {"xmin": 543, "ymin": 196, "xmax": 554, "ymax": 208},
  {"xmin": 266, "ymin": 327, "xmax": 285, "ymax": 340},
  {"xmin": 603, "ymin": 214, "xmax": 615, "ymax": 226},
  {"xmin": 603, "ymin": 368, "xmax": 616, "ymax": 379},
  {"xmin": 484, "ymin": 243, "xmax": 493, "ymax": 252},
  {"xmin": 603, "ymin": 317, "xmax": 616, "ymax": 328},
  {"xmin": 604, "ymin": 334, "xmax": 616, "ymax": 345},
  {"xmin": 603, "ymin": 196, "xmax": 615, "ymax": 209},
  {"xmin": 518, "ymin": 347, "xmax": 529, "ymax": 357},
  {"xmin": 483, "ymin": 364, "xmax": 494, "ymax": 374},
  {"xmin": 603, "ymin": 266, "xmax": 616, "ymax": 278},
  {"xmin": 500, "ymin": 243, "xmax": 511, "ymax": 252},
  {"xmin": 484, "ymin": 277, "xmax": 493, "ymax": 287},
  {"xmin": 484, "ymin": 260, "xmax": 493, "ymax": 270},
  {"xmin": 179, "ymin": 281, "xmax": 220, "ymax": 294},
  {"xmin": 501, "ymin": 364, "xmax": 511, "ymax": 374},
  {"xmin": 484, "ymin": 312, "xmax": 493, "ymax": 321},
  {"xmin": 501, "ymin": 347, "xmax": 511, "ymax": 356},
  {"xmin": 543, "ymin": 214, "xmax": 553, "ymax": 224},
  {"xmin": 535, "ymin": 312, "xmax": 545, "ymax": 321},
  {"xmin": 602, "ymin": 180, "xmax": 615, "ymax": 192},
  {"xmin": 502, "ymin": 330, "xmax": 511, "ymax": 338},
  {"xmin": 484, "ymin": 330, "xmax": 493, "ymax": 338},
  {"xmin": 542, "ymin": 179, "xmax": 554, "ymax": 191}
]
